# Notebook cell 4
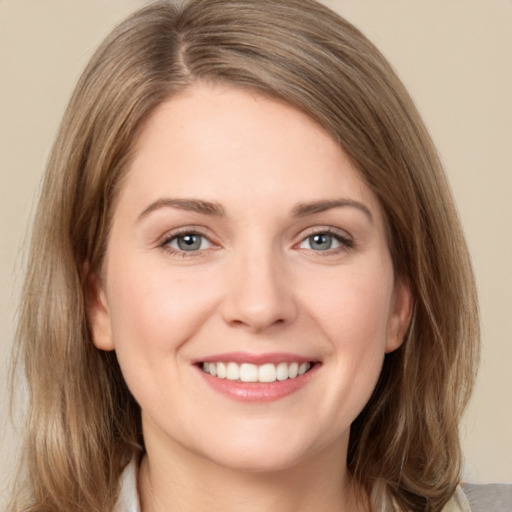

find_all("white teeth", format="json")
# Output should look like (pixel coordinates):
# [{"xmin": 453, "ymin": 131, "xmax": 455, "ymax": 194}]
[
  {"xmin": 298, "ymin": 362, "xmax": 309, "ymax": 375},
  {"xmin": 276, "ymin": 362, "xmax": 288, "ymax": 381},
  {"xmin": 240, "ymin": 363, "xmax": 258, "ymax": 382},
  {"xmin": 216, "ymin": 362, "xmax": 227, "ymax": 379},
  {"xmin": 226, "ymin": 362, "xmax": 239, "ymax": 380},
  {"xmin": 258, "ymin": 363, "xmax": 276, "ymax": 383},
  {"xmin": 202, "ymin": 361, "xmax": 312, "ymax": 382}
]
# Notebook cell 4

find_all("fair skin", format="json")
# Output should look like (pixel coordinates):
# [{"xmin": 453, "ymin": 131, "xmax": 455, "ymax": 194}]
[{"xmin": 87, "ymin": 83, "xmax": 412, "ymax": 512}]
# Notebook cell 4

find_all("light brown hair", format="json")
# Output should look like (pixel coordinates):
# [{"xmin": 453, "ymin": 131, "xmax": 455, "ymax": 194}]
[{"xmin": 10, "ymin": 1, "xmax": 479, "ymax": 510}]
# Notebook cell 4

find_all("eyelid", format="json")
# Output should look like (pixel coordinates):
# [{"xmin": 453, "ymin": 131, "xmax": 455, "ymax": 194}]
[
  {"xmin": 295, "ymin": 226, "xmax": 354, "ymax": 251},
  {"xmin": 158, "ymin": 226, "xmax": 219, "ymax": 256},
  {"xmin": 156, "ymin": 225, "xmax": 354, "ymax": 258}
]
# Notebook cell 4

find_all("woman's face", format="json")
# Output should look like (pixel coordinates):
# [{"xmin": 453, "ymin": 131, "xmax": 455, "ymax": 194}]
[{"xmin": 88, "ymin": 83, "xmax": 411, "ymax": 472}]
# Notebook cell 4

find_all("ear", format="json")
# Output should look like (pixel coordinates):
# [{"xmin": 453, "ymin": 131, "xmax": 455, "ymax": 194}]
[
  {"xmin": 385, "ymin": 275, "xmax": 413, "ymax": 354},
  {"xmin": 83, "ymin": 264, "xmax": 115, "ymax": 351}
]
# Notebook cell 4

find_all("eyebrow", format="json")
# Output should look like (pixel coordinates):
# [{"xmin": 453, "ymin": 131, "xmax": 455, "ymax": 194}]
[
  {"xmin": 137, "ymin": 198, "xmax": 225, "ymax": 221},
  {"xmin": 292, "ymin": 199, "xmax": 373, "ymax": 222},
  {"xmin": 137, "ymin": 197, "xmax": 373, "ymax": 223}
]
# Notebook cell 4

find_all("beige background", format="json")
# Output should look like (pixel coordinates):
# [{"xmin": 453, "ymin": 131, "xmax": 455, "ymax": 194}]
[{"xmin": 1, "ymin": 0, "xmax": 511, "ymax": 504}]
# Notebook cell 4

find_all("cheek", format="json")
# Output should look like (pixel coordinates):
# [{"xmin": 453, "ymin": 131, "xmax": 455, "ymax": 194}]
[
  {"xmin": 105, "ymin": 256, "xmax": 220, "ymax": 360},
  {"xmin": 302, "ymin": 262, "xmax": 395, "ymax": 351},
  {"xmin": 288, "ymin": 261, "xmax": 395, "ymax": 442},
  {"xmin": 103, "ymin": 259, "xmax": 223, "ymax": 416}
]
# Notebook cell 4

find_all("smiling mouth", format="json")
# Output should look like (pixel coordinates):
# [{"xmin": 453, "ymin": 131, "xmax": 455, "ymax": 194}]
[{"xmin": 200, "ymin": 361, "xmax": 314, "ymax": 383}]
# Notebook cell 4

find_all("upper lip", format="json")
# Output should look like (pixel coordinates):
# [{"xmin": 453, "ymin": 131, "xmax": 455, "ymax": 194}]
[{"xmin": 193, "ymin": 352, "xmax": 318, "ymax": 365}]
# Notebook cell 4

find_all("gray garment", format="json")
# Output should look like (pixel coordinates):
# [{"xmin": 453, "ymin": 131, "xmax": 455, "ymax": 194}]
[{"xmin": 462, "ymin": 483, "xmax": 512, "ymax": 512}]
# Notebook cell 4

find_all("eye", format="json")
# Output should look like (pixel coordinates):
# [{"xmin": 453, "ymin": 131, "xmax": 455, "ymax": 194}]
[
  {"xmin": 298, "ymin": 230, "xmax": 352, "ymax": 252},
  {"xmin": 164, "ymin": 232, "xmax": 212, "ymax": 252}
]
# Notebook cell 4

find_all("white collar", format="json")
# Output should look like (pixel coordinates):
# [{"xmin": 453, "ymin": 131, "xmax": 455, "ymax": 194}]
[
  {"xmin": 114, "ymin": 458, "xmax": 141, "ymax": 512},
  {"xmin": 113, "ymin": 459, "xmax": 471, "ymax": 512}
]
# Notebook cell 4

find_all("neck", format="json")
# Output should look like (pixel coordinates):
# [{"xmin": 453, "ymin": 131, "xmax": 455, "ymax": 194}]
[{"xmin": 138, "ymin": 428, "xmax": 368, "ymax": 512}]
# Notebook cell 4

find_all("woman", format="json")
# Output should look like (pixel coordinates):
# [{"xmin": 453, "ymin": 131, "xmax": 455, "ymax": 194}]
[{"xmin": 9, "ymin": 0, "xmax": 508, "ymax": 510}]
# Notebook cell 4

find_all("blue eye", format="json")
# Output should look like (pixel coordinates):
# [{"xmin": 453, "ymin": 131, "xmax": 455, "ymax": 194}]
[
  {"xmin": 299, "ymin": 231, "xmax": 351, "ymax": 252},
  {"xmin": 166, "ymin": 233, "xmax": 211, "ymax": 252},
  {"xmin": 302, "ymin": 233, "xmax": 338, "ymax": 251}
]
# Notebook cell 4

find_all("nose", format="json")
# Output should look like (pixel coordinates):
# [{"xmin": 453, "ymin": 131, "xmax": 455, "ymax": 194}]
[{"xmin": 221, "ymin": 248, "xmax": 298, "ymax": 333}]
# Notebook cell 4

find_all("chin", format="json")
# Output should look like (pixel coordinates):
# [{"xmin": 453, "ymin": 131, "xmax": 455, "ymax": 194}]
[
  {"xmin": 189, "ymin": 420, "xmax": 340, "ymax": 474},
  {"xmin": 205, "ymin": 444, "xmax": 310, "ymax": 474}
]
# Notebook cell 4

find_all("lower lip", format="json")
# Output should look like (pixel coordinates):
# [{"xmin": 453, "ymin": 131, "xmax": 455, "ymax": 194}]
[{"xmin": 196, "ymin": 365, "xmax": 318, "ymax": 403}]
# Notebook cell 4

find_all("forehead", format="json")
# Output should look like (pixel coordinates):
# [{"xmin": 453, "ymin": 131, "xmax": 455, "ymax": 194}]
[{"xmin": 119, "ymin": 83, "xmax": 383, "ymax": 221}]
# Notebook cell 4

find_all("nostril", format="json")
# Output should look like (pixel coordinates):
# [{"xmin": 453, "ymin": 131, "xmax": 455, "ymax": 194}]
[{"xmin": 220, "ymin": 265, "xmax": 299, "ymax": 331}]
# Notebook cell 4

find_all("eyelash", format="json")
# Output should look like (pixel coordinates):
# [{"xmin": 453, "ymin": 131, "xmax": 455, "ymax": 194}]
[
  {"xmin": 160, "ymin": 228, "xmax": 216, "ymax": 258},
  {"xmin": 297, "ymin": 227, "xmax": 354, "ymax": 254},
  {"xmin": 159, "ymin": 227, "xmax": 353, "ymax": 258}
]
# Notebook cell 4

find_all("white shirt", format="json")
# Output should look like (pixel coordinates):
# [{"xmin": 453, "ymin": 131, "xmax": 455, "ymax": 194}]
[
  {"xmin": 113, "ymin": 459, "xmax": 493, "ymax": 512},
  {"xmin": 114, "ymin": 459, "xmax": 141, "ymax": 512}
]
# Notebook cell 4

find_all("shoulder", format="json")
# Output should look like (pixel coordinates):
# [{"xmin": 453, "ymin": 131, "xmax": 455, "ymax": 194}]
[{"xmin": 459, "ymin": 483, "xmax": 512, "ymax": 512}]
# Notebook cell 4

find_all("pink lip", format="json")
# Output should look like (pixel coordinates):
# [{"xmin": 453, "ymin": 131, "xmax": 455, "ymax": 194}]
[
  {"xmin": 194, "ymin": 355, "xmax": 320, "ymax": 403},
  {"xmin": 195, "ymin": 351, "xmax": 315, "ymax": 365}
]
